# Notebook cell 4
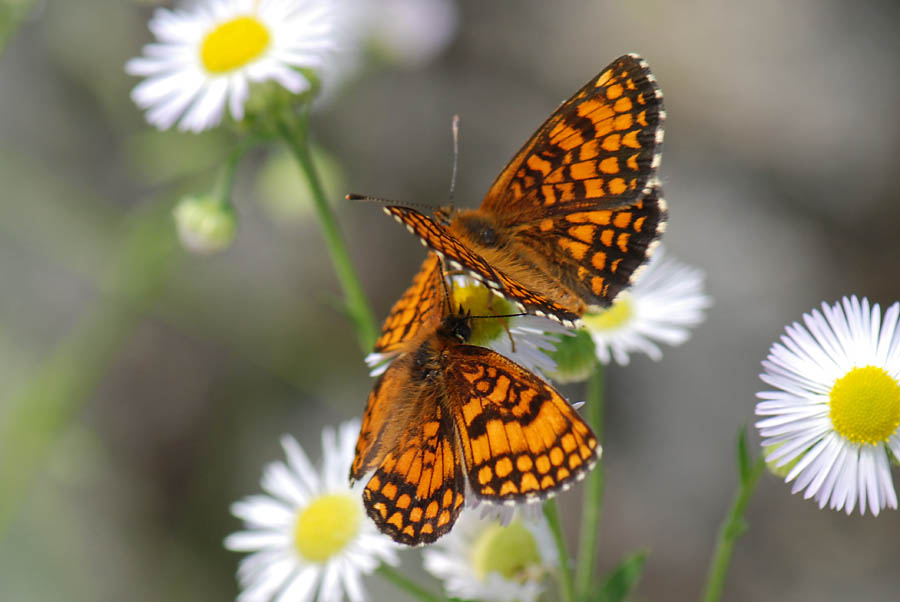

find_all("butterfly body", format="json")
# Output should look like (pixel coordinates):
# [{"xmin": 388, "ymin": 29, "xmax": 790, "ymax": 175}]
[
  {"xmin": 384, "ymin": 54, "xmax": 667, "ymax": 327},
  {"xmin": 353, "ymin": 256, "xmax": 600, "ymax": 546}
]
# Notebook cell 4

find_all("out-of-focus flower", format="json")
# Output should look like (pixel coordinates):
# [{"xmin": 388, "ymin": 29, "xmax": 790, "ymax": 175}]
[
  {"xmin": 173, "ymin": 194, "xmax": 236, "ymax": 254},
  {"xmin": 422, "ymin": 509, "xmax": 556, "ymax": 602},
  {"xmin": 583, "ymin": 247, "xmax": 711, "ymax": 366},
  {"xmin": 545, "ymin": 329, "xmax": 598, "ymax": 384},
  {"xmin": 360, "ymin": 0, "xmax": 458, "ymax": 68},
  {"xmin": 756, "ymin": 296, "xmax": 900, "ymax": 516},
  {"xmin": 225, "ymin": 421, "xmax": 398, "ymax": 602},
  {"xmin": 127, "ymin": 0, "xmax": 337, "ymax": 132},
  {"xmin": 366, "ymin": 277, "xmax": 565, "ymax": 377},
  {"xmin": 316, "ymin": 0, "xmax": 457, "ymax": 100}
]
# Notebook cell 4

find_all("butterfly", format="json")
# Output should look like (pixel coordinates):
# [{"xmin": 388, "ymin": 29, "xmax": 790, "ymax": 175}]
[
  {"xmin": 375, "ymin": 54, "xmax": 667, "ymax": 327},
  {"xmin": 351, "ymin": 253, "xmax": 600, "ymax": 545}
]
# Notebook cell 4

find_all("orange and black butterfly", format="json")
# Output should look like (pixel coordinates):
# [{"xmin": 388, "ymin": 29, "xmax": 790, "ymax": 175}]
[
  {"xmin": 370, "ymin": 54, "xmax": 667, "ymax": 327},
  {"xmin": 351, "ymin": 253, "xmax": 600, "ymax": 545}
]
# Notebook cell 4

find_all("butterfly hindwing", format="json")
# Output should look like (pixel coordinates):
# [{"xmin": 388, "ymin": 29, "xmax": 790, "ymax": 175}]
[
  {"xmin": 481, "ymin": 54, "xmax": 664, "ymax": 219},
  {"xmin": 445, "ymin": 345, "xmax": 600, "ymax": 503},
  {"xmin": 362, "ymin": 395, "xmax": 465, "ymax": 546},
  {"xmin": 515, "ymin": 183, "xmax": 667, "ymax": 308}
]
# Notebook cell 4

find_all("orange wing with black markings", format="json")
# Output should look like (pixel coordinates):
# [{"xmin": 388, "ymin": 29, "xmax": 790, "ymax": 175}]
[
  {"xmin": 361, "ymin": 398, "xmax": 466, "ymax": 546},
  {"xmin": 380, "ymin": 54, "xmax": 666, "ymax": 324},
  {"xmin": 354, "ymin": 286, "xmax": 600, "ymax": 544},
  {"xmin": 350, "ymin": 371, "xmax": 395, "ymax": 481},
  {"xmin": 515, "ymin": 184, "xmax": 666, "ymax": 307},
  {"xmin": 353, "ymin": 337, "xmax": 468, "ymax": 546},
  {"xmin": 482, "ymin": 53, "xmax": 664, "ymax": 218},
  {"xmin": 373, "ymin": 252, "xmax": 444, "ymax": 353},
  {"xmin": 445, "ymin": 345, "xmax": 600, "ymax": 502}
]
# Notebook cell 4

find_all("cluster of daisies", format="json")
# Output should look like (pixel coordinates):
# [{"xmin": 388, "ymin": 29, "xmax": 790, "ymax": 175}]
[{"xmin": 127, "ymin": 1, "xmax": 900, "ymax": 602}]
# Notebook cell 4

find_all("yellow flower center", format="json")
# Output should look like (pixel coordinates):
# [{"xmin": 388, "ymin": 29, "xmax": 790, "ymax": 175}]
[
  {"xmin": 829, "ymin": 366, "xmax": 900, "ymax": 445},
  {"xmin": 293, "ymin": 493, "xmax": 362, "ymax": 563},
  {"xmin": 452, "ymin": 284, "xmax": 515, "ymax": 346},
  {"xmin": 201, "ymin": 16, "xmax": 270, "ymax": 74},
  {"xmin": 470, "ymin": 521, "xmax": 541, "ymax": 581},
  {"xmin": 583, "ymin": 296, "xmax": 633, "ymax": 331}
]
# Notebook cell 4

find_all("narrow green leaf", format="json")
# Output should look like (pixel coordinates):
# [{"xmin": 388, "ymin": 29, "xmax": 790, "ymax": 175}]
[{"xmin": 590, "ymin": 550, "xmax": 648, "ymax": 602}]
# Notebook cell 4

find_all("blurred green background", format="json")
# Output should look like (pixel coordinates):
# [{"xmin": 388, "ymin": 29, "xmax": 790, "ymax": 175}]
[{"xmin": 2, "ymin": 0, "xmax": 900, "ymax": 600}]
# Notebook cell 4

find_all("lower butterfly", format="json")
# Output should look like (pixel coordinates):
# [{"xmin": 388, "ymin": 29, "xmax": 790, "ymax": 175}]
[{"xmin": 351, "ymin": 253, "xmax": 600, "ymax": 545}]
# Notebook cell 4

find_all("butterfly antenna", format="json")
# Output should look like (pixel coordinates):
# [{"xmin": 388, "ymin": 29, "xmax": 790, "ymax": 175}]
[
  {"xmin": 345, "ymin": 193, "xmax": 436, "ymax": 213},
  {"xmin": 467, "ymin": 312, "xmax": 528, "ymax": 321},
  {"xmin": 448, "ymin": 114, "xmax": 460, "ymax": 205}
]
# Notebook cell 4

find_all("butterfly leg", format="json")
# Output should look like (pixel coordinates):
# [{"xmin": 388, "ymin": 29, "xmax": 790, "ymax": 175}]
[{"xmin": 503, "ymin": 320, "xmax": 516, "ymax": 353}]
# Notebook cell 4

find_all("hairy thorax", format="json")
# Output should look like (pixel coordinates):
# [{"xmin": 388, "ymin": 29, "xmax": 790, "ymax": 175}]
[
  {"xmin": 450, "ymin": 210, "xmax": 502, "ymax": 248},
  {"xmin": 447, "ymin": 209, "xmax": 586, "ymax": 315}
]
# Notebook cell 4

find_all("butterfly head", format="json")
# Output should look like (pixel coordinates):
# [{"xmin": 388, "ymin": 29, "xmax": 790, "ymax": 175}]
[
  {"xmin": 433, "ymin": 205, "xmax": 455, "ymax": 226},
  {"xmin": 439, "ymin": 306, "xmax": 472, "ymax": 343}
]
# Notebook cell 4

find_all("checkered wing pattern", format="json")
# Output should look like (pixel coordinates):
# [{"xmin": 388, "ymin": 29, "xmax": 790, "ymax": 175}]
[
  {"xmin": 446, "ymin": 346, "xmax": 600, "ymax": 503},
  {"xmin": 482, "ymin": 53, "xmax": 664, "ymax": 219},
  {"xmin": 373, "ymin": 253, "xmax": 444, "ymax": 353}
]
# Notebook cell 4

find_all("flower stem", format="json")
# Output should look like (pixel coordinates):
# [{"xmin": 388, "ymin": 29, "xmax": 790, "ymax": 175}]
[
  {"xmin": 575, "ymin": 362, "xmax": 605, "ymax": 598},
  {"xmin": 376, "ymin": 565, "xmax": 447, "ymax": 602},
  {"xmin": 701, "ymin": 456, "xmax": 765, "ymax": 602},
  {"xmin": 0, "ymin": 201, "xmax": 177, "ymax": 535},
  {"xmin": 544, "ymin": 498, "xmax": 576, "ymax": 602},
  {"xmin": 276, "ymin": 110, "xmax": 378, "ymax": 352},
  {"xmin": 0, "ymin": 0, "xmax": 37, "ymax": 53},
  {"xmin": 213, "ymin": 136, "xmax": 258, "ymax": 204}
]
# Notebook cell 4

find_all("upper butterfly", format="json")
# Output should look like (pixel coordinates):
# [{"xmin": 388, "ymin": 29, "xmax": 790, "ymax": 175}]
[
  {"xmin": 353, "ymin": 54, "xmax": 667, "ymax": 327},
  {"xmin": 351, "ymin": 253, "xmax": 600, "ymax": 546}
]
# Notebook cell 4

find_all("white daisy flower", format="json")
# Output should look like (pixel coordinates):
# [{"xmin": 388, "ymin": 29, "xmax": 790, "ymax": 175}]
[
  {"xmin": 755, "ymin": 296, "xmax": 900, "ymax": 516},
  {"xmin": 127, "ymin": 0, "xmax": 337, "ymax": 132},
  {"xmin": 365, "ymin": 277, "xmax": 566, "ymax": 377},
  {"xmin": 422, "ymin": 509, "xmax": 557, "ymax": 602},
  {"xmin": 583, "ymin": 247, "xmax": 711, "ymax": 366},
  {"xmin": 225, "ymin": 420, "xmax": 399, "ymax": 602}
]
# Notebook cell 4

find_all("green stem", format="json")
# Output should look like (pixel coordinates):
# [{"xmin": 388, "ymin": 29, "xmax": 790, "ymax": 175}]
[
  {"xmin": 701, "ymin": 456, "xmax": 765, "ymax": 602},
  {"xmin": 0, "ymin": 203, "xmax": 177, "ymax": 535},
  {"xmin": 544, "ymin": 498, "xmax": 577, "ymax": 602},
  {"xmin": 213, "ymin": 137, "xmax": 259, "ymax": 204},
  {"xmin": 575, "ymin": 362, "xmax": 605, "ymax": 599},
  {"xmin": 0, "ymin": 0, "xmax": 37, "ymax": 53},
  {"xmin": 376, "ymin": 565, "xmax": 447, "ymax": 602},
  {"xmin": 276, "ymin": 110, "xmax": 378, "ymax": 352}
]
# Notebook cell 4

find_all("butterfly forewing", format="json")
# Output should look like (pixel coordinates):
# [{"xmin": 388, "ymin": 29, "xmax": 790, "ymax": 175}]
[
  {"xmin": 373, "ymin": 252, "xmax": 444, "ymax": 354},
  {"xmin": 385, "ymin": 207, "xmax": 582, "ymax": 326},
  {"xmin": 445, "ymin": 346, "xmax": 600, "ymax": 502},
  {"xmin": 481, "ymin": 54, "xmax": 664, "ymax": 218},
  {"xmin": 351, "ymin": 371, "xmax": 395, "ymax": 481}
]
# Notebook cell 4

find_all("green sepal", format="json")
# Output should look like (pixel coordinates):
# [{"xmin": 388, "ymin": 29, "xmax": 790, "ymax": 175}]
[{"xmin": 589, "ymin": 550, "xmax": 648, "ymax": 602}]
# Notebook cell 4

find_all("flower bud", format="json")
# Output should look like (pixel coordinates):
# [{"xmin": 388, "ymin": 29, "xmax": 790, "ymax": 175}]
[{"xmin": 173, "ymin": 195, "xmax": 236, "ymax": 255}]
